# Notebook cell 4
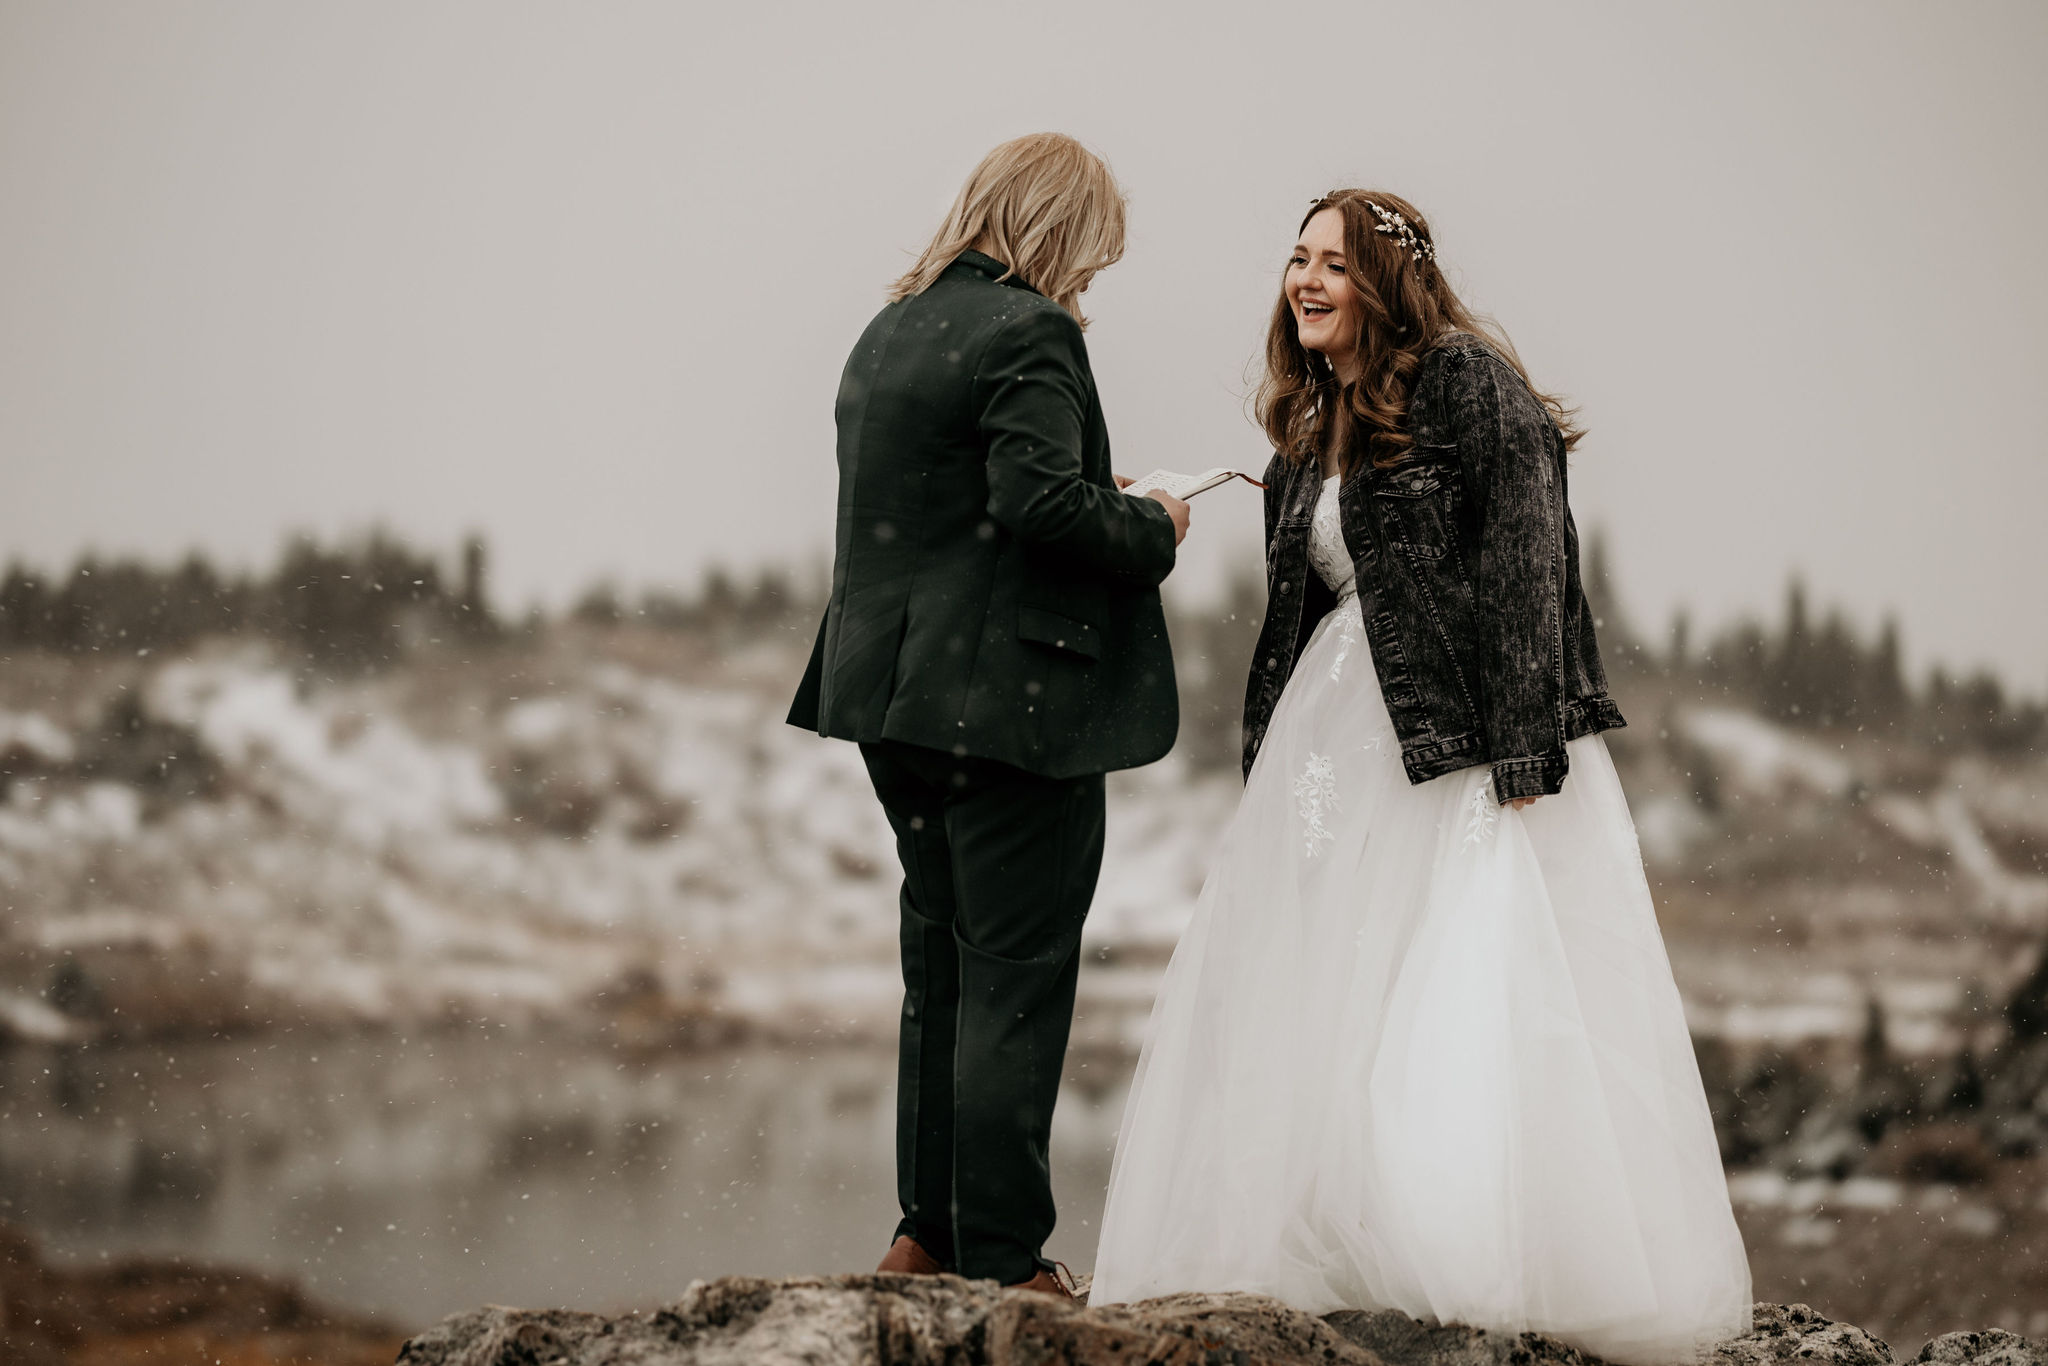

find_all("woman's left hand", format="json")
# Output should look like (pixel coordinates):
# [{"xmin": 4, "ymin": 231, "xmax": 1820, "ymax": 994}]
[
  {"xmin": 1113, "ymin": 473, "xmax": 1134, "ymax": 489},
  {"xmin": 1509, "ymin": 797, "xmax": 1540, "ymax": 810}
]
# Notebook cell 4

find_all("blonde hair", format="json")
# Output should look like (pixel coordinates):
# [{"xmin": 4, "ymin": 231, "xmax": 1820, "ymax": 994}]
[{"xmin": 889, "ymin": 133, "xmax": 1126, "ymax": 325}]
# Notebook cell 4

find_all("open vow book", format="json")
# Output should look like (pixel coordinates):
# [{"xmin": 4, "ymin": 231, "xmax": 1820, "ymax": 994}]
[{"xmin": 1121, "ymin": 467, "xmax": 1267, "ymax": 499}]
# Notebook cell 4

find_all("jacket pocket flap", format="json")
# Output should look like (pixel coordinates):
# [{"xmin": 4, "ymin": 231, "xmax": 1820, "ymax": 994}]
[
  {"xmin": 1017, "ymin": 606, "xmax": 1101, "ymax": 660},
  {"xmin": 1373, "ymin": 463, "xmax": 1448, "ymax": 498}
]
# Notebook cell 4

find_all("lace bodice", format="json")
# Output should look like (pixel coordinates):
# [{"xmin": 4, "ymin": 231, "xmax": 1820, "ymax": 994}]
[{"xmin": 1307, "ymin": 476, "xmax": 1356, "ymax": 600}]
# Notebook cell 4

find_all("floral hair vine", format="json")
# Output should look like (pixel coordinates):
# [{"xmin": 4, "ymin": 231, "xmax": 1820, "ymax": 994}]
[
  {"xmin": 1312, "ymin": 196, "xmax": 1436, "ymax": 264},
  {"xmin": 1365, "ymin": 201, "xmax": 1435, "ymax": 263}
]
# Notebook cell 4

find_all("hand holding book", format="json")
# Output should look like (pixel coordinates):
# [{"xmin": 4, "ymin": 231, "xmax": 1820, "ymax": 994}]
[{"xmin": 1120, "ymin": 467, "xmax": 1267, "ymax": 499}]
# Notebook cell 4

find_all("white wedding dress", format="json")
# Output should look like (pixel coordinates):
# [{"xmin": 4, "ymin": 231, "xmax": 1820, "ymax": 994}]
[{"xmin": 1090, "ymin": 476, "xmax": 1751, "ymax": 1364}]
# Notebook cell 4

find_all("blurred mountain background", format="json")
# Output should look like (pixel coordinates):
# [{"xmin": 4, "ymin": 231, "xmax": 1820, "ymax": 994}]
[
  {"xmin": 5, "ymin": 0, "xmax": 2045, "ymax": 1357},
  {"xmin": 0, "ymin": 529, "xmax": 2044, "ymax": 1352}
]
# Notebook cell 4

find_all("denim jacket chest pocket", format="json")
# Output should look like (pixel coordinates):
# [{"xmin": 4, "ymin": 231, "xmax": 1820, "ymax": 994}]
[{"xmin": 1369, "ymin": 450, "xmax": 1463, "ymax": 569}]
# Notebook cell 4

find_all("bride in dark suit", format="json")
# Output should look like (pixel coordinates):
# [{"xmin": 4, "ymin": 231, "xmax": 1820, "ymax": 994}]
[{"xmin": 790, "ymin": 133, "xmax": 1190, "ymax": 1295}]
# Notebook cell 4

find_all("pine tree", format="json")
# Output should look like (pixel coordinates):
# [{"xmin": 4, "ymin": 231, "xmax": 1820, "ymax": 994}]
[{"xmin": 1666, "ymin": 607, "xmax": 1691, "ymax": 676}]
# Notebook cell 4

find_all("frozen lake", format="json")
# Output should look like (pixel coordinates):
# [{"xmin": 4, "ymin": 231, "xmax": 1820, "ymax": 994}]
[{"xmin": 0, "ymin": 1033, "xmax": 1131, "ymax": 1330}]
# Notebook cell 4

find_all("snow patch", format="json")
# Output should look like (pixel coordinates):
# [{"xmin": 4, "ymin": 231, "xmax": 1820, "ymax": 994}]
[
  {"xmin": 0, "ymin": 711, "xmax": 74, "ymax": 765},
  {"xmin": 1680, "ymin": 707, "xmax": 1855, "ymax": 796}
]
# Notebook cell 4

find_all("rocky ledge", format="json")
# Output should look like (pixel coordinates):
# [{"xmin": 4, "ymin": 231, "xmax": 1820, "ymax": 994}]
[{"xmin": 396, "ymin": 1274, "xmax": 2045, "ymax": 1366}]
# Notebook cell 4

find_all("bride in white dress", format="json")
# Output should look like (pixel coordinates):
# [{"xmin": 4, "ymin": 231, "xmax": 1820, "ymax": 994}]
[{"xmin": 1090, "ymin": 192, "xmax": 1751, "ymax": 1365}]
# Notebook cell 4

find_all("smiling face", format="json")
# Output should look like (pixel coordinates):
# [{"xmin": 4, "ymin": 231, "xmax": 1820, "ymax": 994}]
[{"xmin": 1285, "ymin": 208, "xmax": 1362, "ymax": 383}]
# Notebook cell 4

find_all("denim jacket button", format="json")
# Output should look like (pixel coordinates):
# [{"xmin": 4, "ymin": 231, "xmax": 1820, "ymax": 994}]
[{"xmin": 1279, "ymin": 581, "xmax": 1290, "ymax": 594}]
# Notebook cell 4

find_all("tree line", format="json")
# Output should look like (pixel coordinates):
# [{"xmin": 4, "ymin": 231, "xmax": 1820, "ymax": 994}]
[
  {"xmin": 1, "ymin": 530, "xmax": 2039, "ymax": 754},
  {"xmin": 0, "ymin": 532, "xmax": 827, "ymax": 669},
  {"xmin": 0, "ymin": 533, "xmax": 498, "ymax": 667},
  {"xmin": 1582, "ymin": 537, "xmax": 2043, "ymax": 754}
]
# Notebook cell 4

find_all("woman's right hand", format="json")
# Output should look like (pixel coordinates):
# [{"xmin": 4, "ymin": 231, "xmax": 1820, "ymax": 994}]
[{"xmin": 1146, "ymin": 490, "xmax": 1191, "ymax": 545}]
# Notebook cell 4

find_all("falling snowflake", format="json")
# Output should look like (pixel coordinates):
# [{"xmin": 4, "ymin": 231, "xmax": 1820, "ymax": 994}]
[
  {"xmin": 1461, "ymin": 778, "xmax": 1498, "ymax": 848},
  {"xmin": 1295, "ymin": 751, "xmax": 1340, "ymax": 857}
]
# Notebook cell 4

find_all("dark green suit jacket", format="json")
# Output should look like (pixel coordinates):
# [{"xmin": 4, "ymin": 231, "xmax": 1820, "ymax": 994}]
[{"xmin": 788, "ymin": 250, "xmax": 1179, "ymax": 778}]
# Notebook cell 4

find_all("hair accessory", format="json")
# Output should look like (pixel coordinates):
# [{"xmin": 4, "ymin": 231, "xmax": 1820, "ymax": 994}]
[{"xmin": 1364, "ymin": 201, "xmax": 1436, "ymax": 264}]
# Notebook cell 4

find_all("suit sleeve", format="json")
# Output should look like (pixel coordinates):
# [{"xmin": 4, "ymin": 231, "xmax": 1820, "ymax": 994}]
[
  {"xmin": 1453, "ymin": 354, "xmax": 1570, "ymax": 803},
  {"xmin": 974, "ymin": 307, "xmax": 1178, "ymax": 587}
]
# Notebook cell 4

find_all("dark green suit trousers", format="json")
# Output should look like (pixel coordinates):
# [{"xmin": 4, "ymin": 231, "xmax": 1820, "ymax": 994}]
[
  {"xmin": 796, "ymin": 249, "xmax": 1175, "ymax": 1284},
  {"xmin": 859, "ymin": 739, "xmax": 1104, "ymax": 1284}
]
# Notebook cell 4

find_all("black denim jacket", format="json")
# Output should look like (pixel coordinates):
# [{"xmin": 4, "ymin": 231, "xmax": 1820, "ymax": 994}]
[{"xmin": 1241, "ymin": 333, "xmax": 1624, "ymax": 802}]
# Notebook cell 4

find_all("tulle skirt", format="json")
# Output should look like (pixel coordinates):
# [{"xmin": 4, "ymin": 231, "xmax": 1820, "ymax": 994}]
[{"xmin": 1089, "ymin": 596, "xmax": 1751, "ymax": 1364}]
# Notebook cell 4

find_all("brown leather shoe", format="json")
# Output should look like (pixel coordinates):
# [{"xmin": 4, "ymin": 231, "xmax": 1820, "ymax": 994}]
[
  {"xmin": 1006, "ymin": 1262, "xmax": 1077, "ymax": 1298},
  {"xmin": 876, "ymin": 1235, "xmax": 944, "ymax": 1276}
]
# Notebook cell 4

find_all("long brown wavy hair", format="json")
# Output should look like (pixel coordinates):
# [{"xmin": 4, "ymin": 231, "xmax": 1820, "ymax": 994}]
[{"xmin": 1256, "ymin": 189, "xmax": 1584, "ymax": 472}]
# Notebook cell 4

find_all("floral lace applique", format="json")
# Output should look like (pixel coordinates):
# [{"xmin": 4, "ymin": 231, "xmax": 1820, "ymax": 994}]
[
  {"xmin": 1295, "ymin": 751, "xmax": 1340, "ymax": 857},
  {"xmin": 1307, "ymin": 479, "xmax": 1356, "ymax": 599},
  {"xmin": 1461, "ymin": 777, "xmax": 1498, "ymax": 848},
  {"xmin": 1328, "ymin": 600, "xmax": 1362, "ymax": 682}
]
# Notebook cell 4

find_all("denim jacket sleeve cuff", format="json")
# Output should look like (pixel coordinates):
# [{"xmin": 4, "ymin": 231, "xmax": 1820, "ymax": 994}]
[{"xmin": 1491, "ymin": 753, "xmax": 1567, "ymax": 803}]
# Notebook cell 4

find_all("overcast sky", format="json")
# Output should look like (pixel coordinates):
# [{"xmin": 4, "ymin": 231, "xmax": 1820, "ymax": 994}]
[{"xmin": 2, "ymin": 1, "xmax": 2043, "ymax": 687}]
